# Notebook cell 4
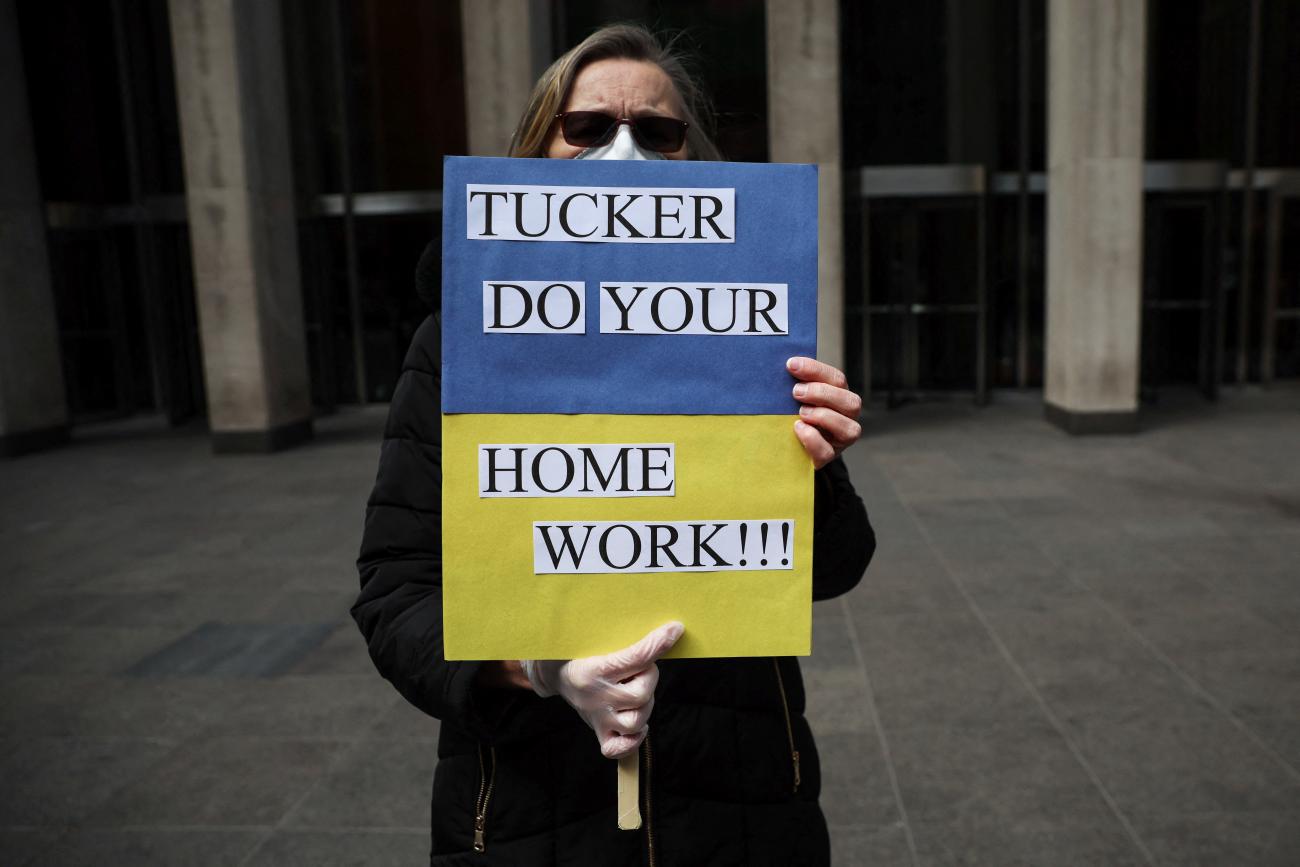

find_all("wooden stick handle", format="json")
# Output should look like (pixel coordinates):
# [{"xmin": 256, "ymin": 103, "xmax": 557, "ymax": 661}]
[{"xmin": 616, "ymin": 752, "xmax": 641, "ymax": 830}]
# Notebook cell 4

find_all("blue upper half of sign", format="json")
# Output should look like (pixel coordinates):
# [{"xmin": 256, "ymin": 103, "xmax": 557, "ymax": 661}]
[{"xmin": 440, "ymin": 156, "xmax": 817, "ymax": 415}]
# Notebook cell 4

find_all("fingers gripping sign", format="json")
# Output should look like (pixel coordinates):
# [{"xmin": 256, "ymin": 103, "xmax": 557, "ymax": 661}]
[
  {"xmin": 786, "ymin": 356, "xmax": 863, "ymax": 468},
  {"xmin": 521, "ymin": 621, "xmax": 685, "ymax": 759}
]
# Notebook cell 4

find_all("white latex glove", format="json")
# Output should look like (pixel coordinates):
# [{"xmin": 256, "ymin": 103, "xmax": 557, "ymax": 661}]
[{"xmin": 521, "ymin": 621, "xmax": 684, "ymax": 759}]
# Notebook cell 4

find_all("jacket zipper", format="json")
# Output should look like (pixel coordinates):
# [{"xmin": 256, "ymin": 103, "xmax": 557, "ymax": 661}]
[
  {"xmin": 469, "ymin": 668, "xmax": 792, "ymax": 860},
  {"xmin": 772, "ymin": 658, "xmax": 801, "ymax": 793},
  {"xmin": 473, "ymin": 743, "xmax": 496, "ymax": 853},
  {"xmin": 643, "ymin": 735, "xmax": 657, "ymax": 867}
]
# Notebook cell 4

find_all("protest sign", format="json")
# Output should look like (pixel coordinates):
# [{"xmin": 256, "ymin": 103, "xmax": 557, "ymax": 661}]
[{"xmin": 441, "ymin": 156, "xmax": 817, "ymax": 660}]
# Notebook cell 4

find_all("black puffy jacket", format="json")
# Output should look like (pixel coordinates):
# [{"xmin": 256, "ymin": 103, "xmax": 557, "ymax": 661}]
[{"xmin": 353, "ymin": 312, "xmax": 875, "ymax": 866}]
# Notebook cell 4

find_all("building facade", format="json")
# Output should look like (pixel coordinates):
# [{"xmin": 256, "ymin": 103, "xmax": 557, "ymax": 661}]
[{"xmin": 2, "ymin": 0, "xmax": 1297, "ymax": 454}]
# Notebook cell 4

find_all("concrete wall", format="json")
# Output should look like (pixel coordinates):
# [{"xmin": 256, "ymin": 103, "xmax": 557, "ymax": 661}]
[
  {"xmin": 1045, "ymin": 0, "xmax": 1147, "ymax": 433},
  {"xmin": 460, "ymin": 0, "xmax": 549, "ymax": 156},
  {"xmin": 169, "ymin": 0, "xmax": 312, "ymax": 451},
  {"xmin": 0, "ymin": 0, "xmax": 69, "ymax": 456},
  {"xmin": 766, "ymin": 0, "xmax": 845, "ymax": 370}
]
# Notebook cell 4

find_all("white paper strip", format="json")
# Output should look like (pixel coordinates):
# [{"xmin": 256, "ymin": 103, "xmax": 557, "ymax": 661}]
[
  {"xmin": 599, "ymin": 283, "xmax": 788, "ymax": 335},
  {"xmin": 466, "ymin": 184, "xmax": 735, "ymax": 243},
  {"xmin": 482, "ymin": 281, "xmax": 585, "ymax": 333},
  {"xmin": 533, "ymin": 520, "xmax": 794, "ymax": 573},
  {"xmin": 479, "ymin": 444, "xmax": 675, "ymax": 498}
]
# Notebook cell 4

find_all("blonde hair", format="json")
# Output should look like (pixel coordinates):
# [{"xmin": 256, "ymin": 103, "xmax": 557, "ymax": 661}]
[{"xmin": 508, "ymin": 23, "xmax": 722, "ymax": 161}]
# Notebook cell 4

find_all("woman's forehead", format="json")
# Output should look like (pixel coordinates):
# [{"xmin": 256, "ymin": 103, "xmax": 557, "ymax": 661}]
[{"xmin": 564, "ymin": 58, "xmax": 683, "ymax": 114}]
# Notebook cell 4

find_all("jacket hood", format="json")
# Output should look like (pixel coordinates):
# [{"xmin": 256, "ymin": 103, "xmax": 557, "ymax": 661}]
[{"xmin": 415, "ymin": 240, "xmax": 440, "ymax": 313}]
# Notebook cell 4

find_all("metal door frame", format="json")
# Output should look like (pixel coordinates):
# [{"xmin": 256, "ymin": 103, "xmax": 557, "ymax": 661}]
[
  {"xmin": 37, "ymin": 1, "xmax": 199, "ymax": 424},
  {"xmin": 1139, "ymin": 161, "xmax": 1229, "ymax": 401},
  {"xmin": 855, "ymin": 165, "xmax": 989, "ymax": 408},
  {"xmin": 1257, "ymin": 171, "xmax": 1300, "ymax": 383}
]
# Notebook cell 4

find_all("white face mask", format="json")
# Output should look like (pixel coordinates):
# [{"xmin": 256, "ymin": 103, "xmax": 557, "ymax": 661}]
[{"xmin": 574, "ymin": 123, "xmax": 665, "ymax": 161}]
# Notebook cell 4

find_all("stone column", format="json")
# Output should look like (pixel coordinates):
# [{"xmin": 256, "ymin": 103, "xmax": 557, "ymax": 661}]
[
  {"xmin": 766, "ymin": 0, "xmax": 845, "ymax": 370},
  {"xmin": 0, "ymin": 0, "xmax": 69, "ymax": 457},
  {"xmin": 1044, "ymin": 0, "xmax": 1146, "ymax": 434},
  {"xmin": 460, "ymin": 0, "xmax": 550, "ymax": 156},
  {"xmin": 168, "ymin": 0, "xmax": 312, "ymax": 452}
]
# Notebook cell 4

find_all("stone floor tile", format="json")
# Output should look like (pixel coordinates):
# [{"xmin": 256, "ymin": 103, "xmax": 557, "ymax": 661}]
[
  {"xmin": 1118, "ymin": 511, "xmax": 1227, "ymax": 540},
  {"xmin": 0, "ymin": 677, "xmax": 106, "ymax": 738},
  {"xmin": 0, "ymin": 636, "xmax": 46, "ymax": 677},
  {"xmin": 1211, "ymin": 569, "xmax": 1300, "ymax": 634},
  {"xmin": 1138, "ymin": 811, "xmax": 1300, "ymax": 867},
  {"xmin": 873, "ymin": 449, "xmax": 965, "ymax": 480},
  {"xmin": 1031, "ymin": 532, "xmax": 1178, "ymax": 574},
  {"xmin": 1068, "ymin": 566, "xmax": 1214, "ymax": 615},
  {"xmin": 3, "ymin": 588, "xmax": 354, "ymax": 634},
  {"xmin": 1038, "ymin": 669, "xmax": 1219, "ymax": 733},
  {"xmin": 0, "ymin": 591, "xmax": 105, "ymax": 628},
  {"xmin": 1068, "ymin": 712, "xmax": 1300, "ymax": 819},
  {"xmin": 894, "ymin": 478, "xmax": 1014, "ymax": 505},
  {"xmin": 855, "ymin": 612, "xmax": 1042, "ymax": 730},
  {"xmin": 847, "ymin": 561, "xmax": 969, "ymax": 617},
  {"xmin": 261, "ymin": 590, "xmax": 358, "ymax": 625},
  {"xmin": 923, "ymin": 526, "xmax": 1058, "ymax": 574},
  {"xmin": 1149, "ymin": 534, "xmax": 1299, "ymax": 574},
  {"xmin": 815, "ymin": 732, "xmax": 900, "ymax": 829},
  {"xmin": 803, "ymin": 667, "xmax": 876, "ymax": 735},
  {"xmin": 27, "ymin": 829, "xmax": 265, "ymax": 867},
  {"xmin": 865, "ymin": 534, "xmax": 946, "ymax": 568},
  {"xmin": 1122, "ymin": 599, "xmax": 1300, "ymax": 659},
  {"xmin": 993, "ymin": 495, "xmax": 1094, "ymax": 520},
  {"xmin": 997, "ymin": 508, "xmax": 1118, "ymax": 549},
  {"xmin": 972, "ymin": 477, "xmax": 1073, "ymax": 500},
  {"xmin": 1206, "ymin": 507, "xmax": 1300, "ymax": 537},
  {"xmin": 2, "ymin": 626, "xmax": 196, "ymax": 677},
  {"xmin": 76, "ymin": 552, "xmax": 274, "ymax": 595},
  {"xmin": 911, "ymin": 816, "xmax": 1147, "ymax": 867},
  {"xmin": 0, "ymin": 673, "xmax": 391, "ymax": 741},
  {"xmin": 124, "ymin": 622, "xmax": 338, "ymax": 678},
  {"xmin": 1, "ymin": 590, "xmax": 277, "ymax": 630},
  {"xmin": 0, "ymin": 677, "xmax": 241, "ymax": 739},
  {"xmin": 950, "ymin": 564, "xmax": 1089, "ymax": 613},
  {"xmin": 283, "ymin": 623, "xmax": 377, "ymax": 677},
  {"xmin": 1244, "ymin": 718, "xmax": 1300, "ymax": 773},
  {"xmin": 807, "ymin": 602, "xmax": 858, "ymax": 670},
  {"xmin": 908, "ymin": 499, "xmax": 1004, "ymax": 524},
  {"xmin": 1171, "ymin": 649, "xmax": 1300, "ymax": 718},
  {"xmin": 888, "ymin": 719, "xmax": 1115, "ymax": 830},
  {"xmin": 241, "ymin": 830, "xmax": 429, "ymax": 866},
  {"xmin": 828, "ymin": 823, "xmax": 913, "ymax": 866},
  {"xmin": 979, "ymin": 598, "xmax": 1217, "ymax": 726},
  {"xmin": 0, "ymin": 736, "xmax": 177, "ymax": 826},
  {"xmin": 190, "ymin": 676, "xmax": 398, "ymax": 739},
  {"xmin": 365, "ymin": 696, "xmax": 441, "ymax": 741},
  {"xmin": 860, "ymin": 516, "xmax": 929, "ymax": 552},
  {"xmin": 83, "ymin": 736, "xmax": 346, "ymax": 827},
  {"xmin": 285, "ymin": 737, "xmax": 437, "ymax": 829},
  {"xmin": 0, "ymin": 829, "xmax": 63, "ymax": 866}
]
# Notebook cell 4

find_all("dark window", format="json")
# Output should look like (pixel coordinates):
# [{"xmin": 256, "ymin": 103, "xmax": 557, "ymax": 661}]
[
  {"xmin": 17, "ymin": 0, "xmax": 198, "ymax": 423},
  {"xmin": 282, "ymin": 0, "xmax": 467, "ymax": 406},
  {"xmin": 554, "ymin": 0, "xmax": 769, "ymax": 163}
]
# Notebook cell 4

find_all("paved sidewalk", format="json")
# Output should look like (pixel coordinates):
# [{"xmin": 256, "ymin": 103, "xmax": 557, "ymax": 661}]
[{"xmin": 1, "ymin": 390, "xmax": 1297, "ymax": 865}]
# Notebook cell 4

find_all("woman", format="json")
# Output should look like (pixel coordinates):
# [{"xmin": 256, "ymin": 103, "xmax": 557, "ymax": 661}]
[{"xmin": 353, "ymin": 24, "xmax": 874, "ymax": 866}]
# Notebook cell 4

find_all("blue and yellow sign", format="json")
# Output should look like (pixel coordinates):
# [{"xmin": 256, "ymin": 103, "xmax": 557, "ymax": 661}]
[{"xmin": 440, "ymin": 156, "xmax": 818, "ymax": 660}]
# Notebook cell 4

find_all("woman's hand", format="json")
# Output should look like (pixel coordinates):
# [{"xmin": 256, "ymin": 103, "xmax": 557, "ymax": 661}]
[
  {"xmin": 787, "ymin": 356, "xmax": 863, "ymax": 469},
  {"xmin": 521, "ymin": 621, "xmax": 684, "ymax": 759}
]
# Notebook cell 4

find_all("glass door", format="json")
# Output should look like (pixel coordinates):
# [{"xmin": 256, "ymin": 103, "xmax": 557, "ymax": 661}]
[
  {"xmin": 281, "ymin": 0, "xmax": 467, "ymax": 407},
  {"xmin": 16, "ymin": 0, "xmax": 202, "ymax": 425}
]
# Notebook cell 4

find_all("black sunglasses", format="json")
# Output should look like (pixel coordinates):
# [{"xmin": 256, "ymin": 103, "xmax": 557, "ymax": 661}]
[{"xmin": 554, "ymin": 111, "xmax": 689, "ymax": 154}]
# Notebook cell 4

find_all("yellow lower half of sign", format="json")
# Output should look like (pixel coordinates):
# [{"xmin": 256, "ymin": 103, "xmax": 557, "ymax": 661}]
[{"xmin": 442, "ymin": 413, "xmax": 814, "ymax": 660}]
